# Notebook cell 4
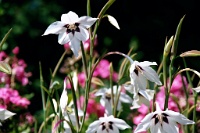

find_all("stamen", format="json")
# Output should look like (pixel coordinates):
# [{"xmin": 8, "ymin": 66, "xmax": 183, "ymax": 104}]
[{"xmin": 64, "ymin": 23, "xmax": 80, "ymax": 34}]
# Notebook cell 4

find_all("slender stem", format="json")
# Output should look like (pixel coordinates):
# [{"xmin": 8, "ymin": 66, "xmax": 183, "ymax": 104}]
[
  {"xmin": 87, "ymin": 0, "xmax": 91, "ymax": 16},
  {"xmin": 81, "ymin": 42, "xmax": 88, "ymax": 78},
  {"xmin": 109, "ymin": 63, "xmax": 114, "ymax": 114},
  {"xmin": 39, "ymin": 62, "xmax": 46, "ymax": 132},
  {"xmin": 50, "ymin": 50, "xmax": 67, "ymax": 85},
  {"xmin": 68, "ymin": 75, "xmax": 80, "ymax": 131},
  {"xmin": 182, "ymin": 58, "xmax": 196, "ymax": 133}
]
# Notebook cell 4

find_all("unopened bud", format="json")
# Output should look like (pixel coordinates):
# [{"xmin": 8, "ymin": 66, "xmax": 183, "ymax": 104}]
[{"xmin": 164, "ymin": 36, "xmax": 174, "ymax": 56}]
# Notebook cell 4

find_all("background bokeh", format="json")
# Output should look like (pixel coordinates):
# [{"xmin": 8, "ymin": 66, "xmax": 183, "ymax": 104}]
[{"xmin": 1, "ymin": 0, "xmax": 200, "ymax": 116}]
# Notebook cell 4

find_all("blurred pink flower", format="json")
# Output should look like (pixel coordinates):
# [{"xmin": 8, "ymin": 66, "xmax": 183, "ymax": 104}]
[
  {"xmin": 0, "ymin": 88, "xmax": 30, "ymax": 109},
  {"xmin": 133, "ymin": 114, "xmax": 145, "ymax": 125},
  {"xmin": 0, "ymin": 51, "xmax": 7, "ymax": 60},
  {"xmin": 78, "ymin": 72, "xmax": 86, "ymax": 88},
  {"xmin": 77, "ymin": 95, "xmax": 105, "ymax": 118},
  {"xmin": 12, "ymin": 46, "xmax": 20, "ymax": 55}
]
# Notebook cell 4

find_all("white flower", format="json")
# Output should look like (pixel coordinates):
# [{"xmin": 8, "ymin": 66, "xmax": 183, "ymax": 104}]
[
  {"xmin": 124, "ymin": 84, "xmax": 154, "ymax": 109},
  {"xmin": 134, "ymin": 102, "xmax": 195, "ymax": 133},
  {"xmin": 42, "ymin": 11, "xmax": 98, "ymax": 57},
  {"xmin": 59, "ymin": 78, "xmax": 83, "ymax": 132},
  {"xmin": 0, "ymin": 109, "xmax": 15, "ymax": 126},
  {"xmin": 95, "ymin": 85, "xmax": 132, "ymax": 115},
  {"xmin": 86, "ymin": 114, "xmax": 131, "ymax": 133},
  {"xmin": 130, "ymin": 61, "xmax": 162, "ymax": 90}
]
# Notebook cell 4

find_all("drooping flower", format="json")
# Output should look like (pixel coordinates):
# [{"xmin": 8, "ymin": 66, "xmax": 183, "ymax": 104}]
[
  {"xmin": 0, "ymin": 108, "xmax": 15, "ymax": 126},
  {"xmin": 134, "ymin": 102, "xmax": 195, "ymax": 133},
  {"xmin": 42, "ymin": 11, "xmax": 98, "ymax": 57},
  {"xmin": 124, "ymin": 83, "xmax": 154, "ymax": 109},
  {"xmin": 86, "ymin": 114, "xmax": 131, "ymax": 133},
  {"xmin": 129, "ymin": 60, "xmax": 162, "ymax": 90},
  {"xmin": 95, "ymin": 85, "xmax": 132, "ymax": 115},
  {"xmin": 114, "ymin": 52, "xmax": 161, "ymax": 91}
]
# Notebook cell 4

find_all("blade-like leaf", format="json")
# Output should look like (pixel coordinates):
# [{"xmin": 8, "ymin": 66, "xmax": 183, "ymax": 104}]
[
  {"xmin": 0, "ymin": 61, "xmax": 12, "ymax": 74},
  {"xmin": 170, "ymin": 15, "xmax": 185, "ymax": 59},
  {"xmin": 91, "ymin": 77, "xmax": 105, "ymax": 86},
  {"xmin": 0, "ymin": 28, "xmax": 12, "ymax": 51},
  {"xmin": 180, "ymin": 50, "xmax": 200, "ymax": 57}
]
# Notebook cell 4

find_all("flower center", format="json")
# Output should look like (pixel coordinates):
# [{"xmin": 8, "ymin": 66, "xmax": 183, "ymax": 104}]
[
  {"xmin": 134, "ymin": 65, "xmax": 143, "ymax": 76},
  {"xmin": 152, "ymin": 113, "xmax": 169, "ymax": 126},
  {"xmin": 64, "ymin": 23, "xmax": 80, "ymax": 35},
  {"xmin": 101, "ymin": 121, "xmax": 113, "ymax": 132},
  {"xmin": 105, "ymin": 93, "xmax": 111, "ymax": 101}
]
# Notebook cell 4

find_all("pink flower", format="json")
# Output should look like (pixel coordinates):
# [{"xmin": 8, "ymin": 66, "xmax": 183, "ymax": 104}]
[
  {"xmin": 133, "ymin": 114, "xmax": 145, "ymax": 125},
  {"xmin": 0, "ymin": 88, "xmax": 30, "ymax": 109},
  {"xmin": 93, "ymin": 59, "xmax": 110, "ymax": 78},
  {"xmin": 12, "ymin": 46, "xmax": 20, "ymax": 55},
  {"xmin": 0, "ymin": 51, "xmax": 7, "ymax": 60},
  {"xmin": 78, "ymin": 72, "xmax": 86, "ymax": 88},
  {"xmin": 77, "ymin": 95, "xmax": 105, "ymax": 118}
]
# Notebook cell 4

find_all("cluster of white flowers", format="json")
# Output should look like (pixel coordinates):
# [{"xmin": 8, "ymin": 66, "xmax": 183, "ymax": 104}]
[{"xmin": 43, "ymin": 11, "xmax": 195, "ymax": 133}]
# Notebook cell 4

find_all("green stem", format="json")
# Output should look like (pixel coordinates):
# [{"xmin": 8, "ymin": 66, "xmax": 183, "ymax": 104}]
[
  {"xmin": 182, "ymin": 58, "xmax": 196, "ymax": 133},
  {"xmin": 68, "ymin": 75, "xmax": 80, "ymax": 131},
  {"xmin": 109, "ymin": 63, "xmax": 114, "ymax": 115},
  {"xmin": 81, "ymin": 42, "xmax": 88, "ymax": 78},
  {"xmin": 39, "ymin": 62, "xmax": 46, "ymax": 132},
  {"xmin": 50, "ymin": 50, "xmax": 67, "ymax": 85},
  {"xmin": 163, "ymin": 55, "xmax": 169, "ymax": 110}
]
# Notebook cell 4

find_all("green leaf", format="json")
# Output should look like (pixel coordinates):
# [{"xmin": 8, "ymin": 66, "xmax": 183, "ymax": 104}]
[
  {"xmin": 170, "ymin": 15, "xmax": 185, "ymax": 59},
  {"xmin": 0, "ymin": 61, "xmax": 12, "ymax": 74},
  {"xmin": 0, "ymin": 28, "xmax": 12, "ymax": 51}
]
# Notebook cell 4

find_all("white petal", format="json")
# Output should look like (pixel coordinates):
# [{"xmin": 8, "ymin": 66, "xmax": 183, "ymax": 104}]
[
  {"xmin": 75, "ymin": 26, "xmax": 89, "ymax": 41},
  {"xmin": 139, "ymin": 61, "xmax": 157, "ymax": 66},
  {"xmin": 69, "ymin": 38, "xmax": 81, "ymax": 57},
  {"xmin": 165, "ymin": 110, "xmax": 195, "ymax": 125},
  {"xmin": 42, "ymin": 21, "xmax": 65, "ymax": 35},
  {"xmin": 95, "ymin": 88, "xmax": 106, "ymax": 96},
  {"xmin": 107, "ymin": 15, "xmax": 120, "ymax": 30},
  {"xmin": 135, "ymin": 73, "xmax": 147, "ymax": 90},
  {"xmin": 155, "ymin": 102, "xmax": 162, "ymax": 112},
  {"xmin": 163, "ymin": 121, "xmax": 178, "ymax": 133},
  {"xmin": 139, "ymin": 89, "xmax": 154, "ymax": 101},
  {"xmin": 134, "ymin": 113, "xmax": 153, "ymax": 133},
  {"xmin": 78, "ymin": 16, "xmax": 98, "ymax": 28},
  {"xmin": 142, "ymin": 66, "xmax": 162, "ymax": 85},
  {"xmin": 192, "ymin": 86, "xmax": 200, "ymax": 93},
  {"xmin": 111, "ymin": 118, "xmax": 131, "ymax": 130},
  {"xmin": 52, "ymin": 98, "xmax": 58, "ymax": 113},
  {"xmin": 58, "ymin": 32, "xmax": 73, "ymax": 44},
  {"xmin": 60, "ymin": 83, "xmax": 68, "ymax": 114},
  {"xmin": 123, "ymin": 84, "xmax": 135, "ymax": 94},
  {"xmin": 61, "ymin": 11, "xmax": 79, "ymax": 24},
  {"xmin": 0, "ymin": 109, "xmax": 15, "ymax": 120},
  {"xmin": 119, "ymin": 93, "xmax": 132, "ymax": 103},
  {"xmin": 86, "ymin": 120, "xmax": 100, "ymax": 133},
  {"xmin": 150, "ymin": 123, "xmax": 162, "ymax": 133}
]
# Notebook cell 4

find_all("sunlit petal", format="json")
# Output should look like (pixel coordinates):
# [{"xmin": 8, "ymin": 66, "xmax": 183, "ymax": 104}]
[
  {"xmin": 42, "ymin": 21, "xmax": 65, "ymax": 35},
  {"xmin": 78, "ymin": 16, "xmax": 98, "ymax": 28},
  {"xmin": 61, "ymin": 11, "xmax": 79, "ymax": 24}
]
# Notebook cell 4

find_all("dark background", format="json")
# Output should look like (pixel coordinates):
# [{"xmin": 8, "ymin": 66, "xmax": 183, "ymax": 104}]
[{"xmin": 1, "ymin": 0, "xmax": 200, "ymax": 114}]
